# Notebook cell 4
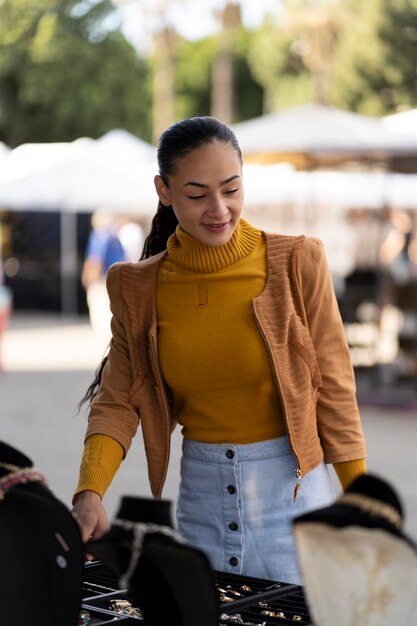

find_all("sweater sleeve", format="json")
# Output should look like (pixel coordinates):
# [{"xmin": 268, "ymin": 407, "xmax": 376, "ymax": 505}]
[
  {"xmin": 73, "ymin": 434, "xmax": 124, "ymax": 500},
  {"xmin": 84, "ymin": 263, "xmax": 140, "ymax": 455},
  {"xmin": 333, "ymin": 458, "xmax": 367, "ymax": 491}
]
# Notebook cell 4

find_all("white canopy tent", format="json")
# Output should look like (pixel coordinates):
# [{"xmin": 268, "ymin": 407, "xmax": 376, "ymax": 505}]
[
  {"xmin": 0, "ymin": 130, "xmax": 158, "ymax": 213},
  {"xmin": 382, "ymin": 108, "xmax": 417, "ymax": 136},
  {"xmin": 0, "ymin": 142, "xmax": 11, "ymax": 162},
  {"xmin": 232, "ymin": 104, "xmax": 417, "ymax": 166},
  {"xmin": 0, "ymin": 130, "xmax": 158, "ymax": 312},
  {"xmin": 242, "ymin": 165, "xmax": 417, "ymax": 213}
]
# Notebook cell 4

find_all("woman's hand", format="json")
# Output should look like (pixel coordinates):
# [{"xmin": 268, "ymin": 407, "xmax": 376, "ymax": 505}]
[{"xmin": 72, "ymin": 489, "xmax": 108, "ymax": 547}]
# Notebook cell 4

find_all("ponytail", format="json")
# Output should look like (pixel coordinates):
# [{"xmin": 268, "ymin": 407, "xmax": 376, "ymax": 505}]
[
  {"xmin": 140, "ymin": 202, "xmax": 178, "ymax": 260},
  {"xmin": 78, "ymin": 350, "xmax": 109, "ymax": 410}
]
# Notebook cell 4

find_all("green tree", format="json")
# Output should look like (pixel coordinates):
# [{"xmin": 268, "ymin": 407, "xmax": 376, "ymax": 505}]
[
  {"xmin": 0, "ymin": 0, "xmax": 153, "ymax": 146},
  {"xmin": 233, "ymin": 28, "xmax": 264, "ymax": 122},
  {"xmin": 330, "ymin": 0, "xmax": 417, "ymax": 115},
  {"xmin": 174, "ymin": 27, "xmax": 263, "ymax": 122},
  {"xmin": 247, "ymin": 15, "xmax": 314, "ymax": 112},
  {"xmin": 175, "ymin": 36, "xmax": 216, "ymax": 119},
  {"xmin": 246, "ymin": 0, "xmax": 417, "ymax": 116}
]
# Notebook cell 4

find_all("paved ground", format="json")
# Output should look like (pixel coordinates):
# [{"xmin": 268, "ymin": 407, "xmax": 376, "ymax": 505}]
[{"xmin": 1, "ymin": 312, "xmax": 417, "ymax": 541}]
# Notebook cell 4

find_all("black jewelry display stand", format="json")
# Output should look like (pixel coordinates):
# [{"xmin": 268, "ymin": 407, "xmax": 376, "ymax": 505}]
[
  {"xmin": 114, "ymin": 496, "xmax": 174, "ymax": 525},
  {"xmin": 86, "ymin": 496, "xmax": 219, "ymax": 626}
]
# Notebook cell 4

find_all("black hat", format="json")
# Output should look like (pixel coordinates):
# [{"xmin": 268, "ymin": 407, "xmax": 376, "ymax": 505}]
[
  {"xmin": 88, "ymin": 496, "xmax": 219, "ymax": 626},
  {"xmin": 293, "ymin": 473, "xmax": 417, "ymax": 626},
  {"xmin": 0, "ymin": 441, "xmax": 83, "ymax": 626}
]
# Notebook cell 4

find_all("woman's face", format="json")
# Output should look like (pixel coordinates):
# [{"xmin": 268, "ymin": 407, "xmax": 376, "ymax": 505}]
[{"xmin": 154, "ymin": 141, "xmax": 244, "ymax": 247}]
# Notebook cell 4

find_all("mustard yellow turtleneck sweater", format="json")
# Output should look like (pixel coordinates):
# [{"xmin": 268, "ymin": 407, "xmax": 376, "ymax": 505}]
[
  {"xmin": 74, "ymin": 219, "xmax": 365, "ymax": 500},
  {"xmin": 157, "ymin": 219, "xmax": 285, "ymax": 444}
]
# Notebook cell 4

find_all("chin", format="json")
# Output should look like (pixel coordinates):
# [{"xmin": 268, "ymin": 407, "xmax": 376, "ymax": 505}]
[{"xmin": 202, "ymin": 226, "xmax": 236, "ymax": 247}]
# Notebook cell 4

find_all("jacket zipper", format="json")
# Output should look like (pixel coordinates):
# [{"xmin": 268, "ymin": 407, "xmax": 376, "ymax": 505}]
[{"xmin": 253, "ymin": 302, "xmax": 303, "ymax": 501}]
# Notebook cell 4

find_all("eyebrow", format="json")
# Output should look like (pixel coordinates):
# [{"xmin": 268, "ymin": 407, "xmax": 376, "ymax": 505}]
[{"xmin": 183, "ymin": 174, "xmax": 240, "ymax": 189}]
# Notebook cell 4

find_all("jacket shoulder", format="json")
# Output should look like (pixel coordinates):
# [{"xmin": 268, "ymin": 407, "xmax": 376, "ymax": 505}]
[
  {"xmin": 263, "ymin": 231, "xmax": 306, "ymax": 265},
  {"xmin": 263, "ymin": 231, "xmax": 305, "ymax": 246},
  {"xmin": 107, "ymin": 252, "xmax": 166, "ymax": 286},
  {"xmin": 264, "ymin": 231, "xmax": 324, "ymax": 263},
  {"xmin": 106, "ymin": 252, "xmax": 166, "ymax": 311}
]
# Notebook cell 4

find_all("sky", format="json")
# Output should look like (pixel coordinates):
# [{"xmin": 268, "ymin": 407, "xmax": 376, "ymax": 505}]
[{"xmin": 118, "ymin": 0, "xmax": 282, "ymax": 51}]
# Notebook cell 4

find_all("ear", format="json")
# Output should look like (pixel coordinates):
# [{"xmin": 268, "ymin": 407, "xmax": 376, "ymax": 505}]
[{"xmin": 154, "ymin": 175, "xmax": 171, "ymax": 206}]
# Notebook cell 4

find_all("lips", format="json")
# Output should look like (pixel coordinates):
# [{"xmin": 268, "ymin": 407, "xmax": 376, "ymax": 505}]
[{"xmin": 203, "ymin": 222, "xmax": 229, "ymax": 232}]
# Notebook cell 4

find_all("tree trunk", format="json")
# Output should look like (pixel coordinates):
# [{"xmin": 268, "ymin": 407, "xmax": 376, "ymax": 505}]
[
  {"xmin": 211, "ymin": 2, "xmax": 242, "ymax": 123},
  {"xmin": 152, "ymin": 27, "xmax": 176, "ymax": 144}
]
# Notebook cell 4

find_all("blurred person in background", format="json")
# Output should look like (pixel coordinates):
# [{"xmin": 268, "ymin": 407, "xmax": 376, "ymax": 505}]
[
  {"xmin": 0, "ymin": 247, "xmax": 12, "ymax": 373},
  {"xmin": 117, "ymin": 218, "xmax": 146, "ymax": 264},
  {"xmin": 73, "ymin": 116, "xmax": 366, "ymax": 585},
  {"xmin": 81, "ymin": 208, "xmax": 126, "ymax": 337}
]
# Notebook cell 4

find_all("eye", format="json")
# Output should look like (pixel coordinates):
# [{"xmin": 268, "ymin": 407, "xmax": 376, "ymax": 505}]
[
  {"xmin": 224, "ymin": 188, "xmax": 239, "ymax": 195},
  {"xmin": 187, "ymin": 194, "xmax": 205, "ymax": 200}
]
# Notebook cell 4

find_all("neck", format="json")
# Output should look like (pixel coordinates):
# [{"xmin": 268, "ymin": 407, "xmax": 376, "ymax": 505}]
[{"xmin": 166, "ymin": 218, "xmax": 262, "ymax": 273}]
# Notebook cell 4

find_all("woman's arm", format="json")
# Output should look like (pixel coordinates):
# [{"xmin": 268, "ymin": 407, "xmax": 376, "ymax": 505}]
[
  {"xmin": 295, "ymin": 238, "xmax": 367, "ymax": 465},
  {"xmin": 73, "ymin": 264, "xmax": 140, "ymax": 541}
]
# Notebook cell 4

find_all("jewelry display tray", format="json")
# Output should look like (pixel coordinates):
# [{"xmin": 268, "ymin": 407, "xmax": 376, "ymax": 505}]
[{"xmin": 82, "ymin": 561, "xmax": 313, "ymax": 625}]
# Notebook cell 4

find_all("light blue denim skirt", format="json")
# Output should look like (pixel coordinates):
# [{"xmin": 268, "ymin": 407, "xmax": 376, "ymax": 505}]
[{"xmin": 176, "ymin": 436, "xmax": 335, "ymax": 585}]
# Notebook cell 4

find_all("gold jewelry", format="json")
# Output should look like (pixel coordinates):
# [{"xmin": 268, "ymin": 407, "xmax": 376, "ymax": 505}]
[
  {"xmin": 261, "ymin": 609, "xmax": 286, "ymax": 618},
  {"xmin": 220, "ymin": 614, "xmax": 266, "ymax": 626},
  {"xmin": 265, "ymin": 582, "xmax": 281, "ymax": 590},
  {"xmin": 220, "ymin": 594, "xmax": 234, "ymax": 603},
  {"xmin": 83, "ymin": 581, "xmax": 117, "ymax": 593},
  {"xmin": 258, "ymin": 601, "xmax": 270, "ymax": 609},
  {"xmin": 339, "ymin": 492, "xmax": 402, "ymax": 529},
  {"xmin": 109, "ymin": 598, "xmax": 143, "ymax": 618}
]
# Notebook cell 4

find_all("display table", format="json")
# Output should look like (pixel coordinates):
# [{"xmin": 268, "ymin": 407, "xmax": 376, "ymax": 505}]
[{"xmin": 81, "ymin": 561, "xmax": 312, "ymax": 625}]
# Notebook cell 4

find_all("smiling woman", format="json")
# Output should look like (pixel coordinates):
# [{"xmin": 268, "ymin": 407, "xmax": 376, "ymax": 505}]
[{"xmin": 72, "ymin": 115, "xmax": 367, "ymax": 586}]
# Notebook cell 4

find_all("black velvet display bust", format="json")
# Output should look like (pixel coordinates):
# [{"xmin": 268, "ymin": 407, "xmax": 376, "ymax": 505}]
[
  {"xmin": 114, "ymin": 495, "xmax": 173, "ymax": 526},
  {"xmin": 88, "ymin": 495, "xmax": 219, "ymax": 626},
  {"xmin": 0, "ymin": 441, "xmax": 83, "ymax": 626}
]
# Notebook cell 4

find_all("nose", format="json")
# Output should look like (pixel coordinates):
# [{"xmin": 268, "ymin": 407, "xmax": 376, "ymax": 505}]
[{"xmin": 206, "ymin": 194, "xmax": 229, "ymax": 218}]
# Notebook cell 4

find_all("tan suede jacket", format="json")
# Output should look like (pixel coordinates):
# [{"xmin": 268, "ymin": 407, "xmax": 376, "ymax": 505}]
[{"xmin": 85, "ymin": 232, "xmax": 366, "ymax": 498}]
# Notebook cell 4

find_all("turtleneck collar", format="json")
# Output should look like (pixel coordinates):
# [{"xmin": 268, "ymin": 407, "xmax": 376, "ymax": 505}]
[{"xmin": 166, "ymin": 218, "xmax": 262, "ymax": 273}]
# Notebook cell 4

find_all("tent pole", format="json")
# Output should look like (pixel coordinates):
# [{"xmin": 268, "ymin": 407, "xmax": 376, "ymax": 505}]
[{"xmin": 60, "ymin": 211, "xmax": 78, "ymax": 315}]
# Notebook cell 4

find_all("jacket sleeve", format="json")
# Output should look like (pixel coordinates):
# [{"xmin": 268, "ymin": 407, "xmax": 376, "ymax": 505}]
[
  {"xmin": 84, "ymin": 263, "xmax": 140, "ymax": 456},
  {"xmin": 295, "ymin": 237, "xmax": 366, "ymax": 464}
]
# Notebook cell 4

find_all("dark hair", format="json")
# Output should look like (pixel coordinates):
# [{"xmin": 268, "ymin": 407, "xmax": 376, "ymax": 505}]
[{"xmin": 79, "ymin": 116, "xmax": 242, "ymax": 408}]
